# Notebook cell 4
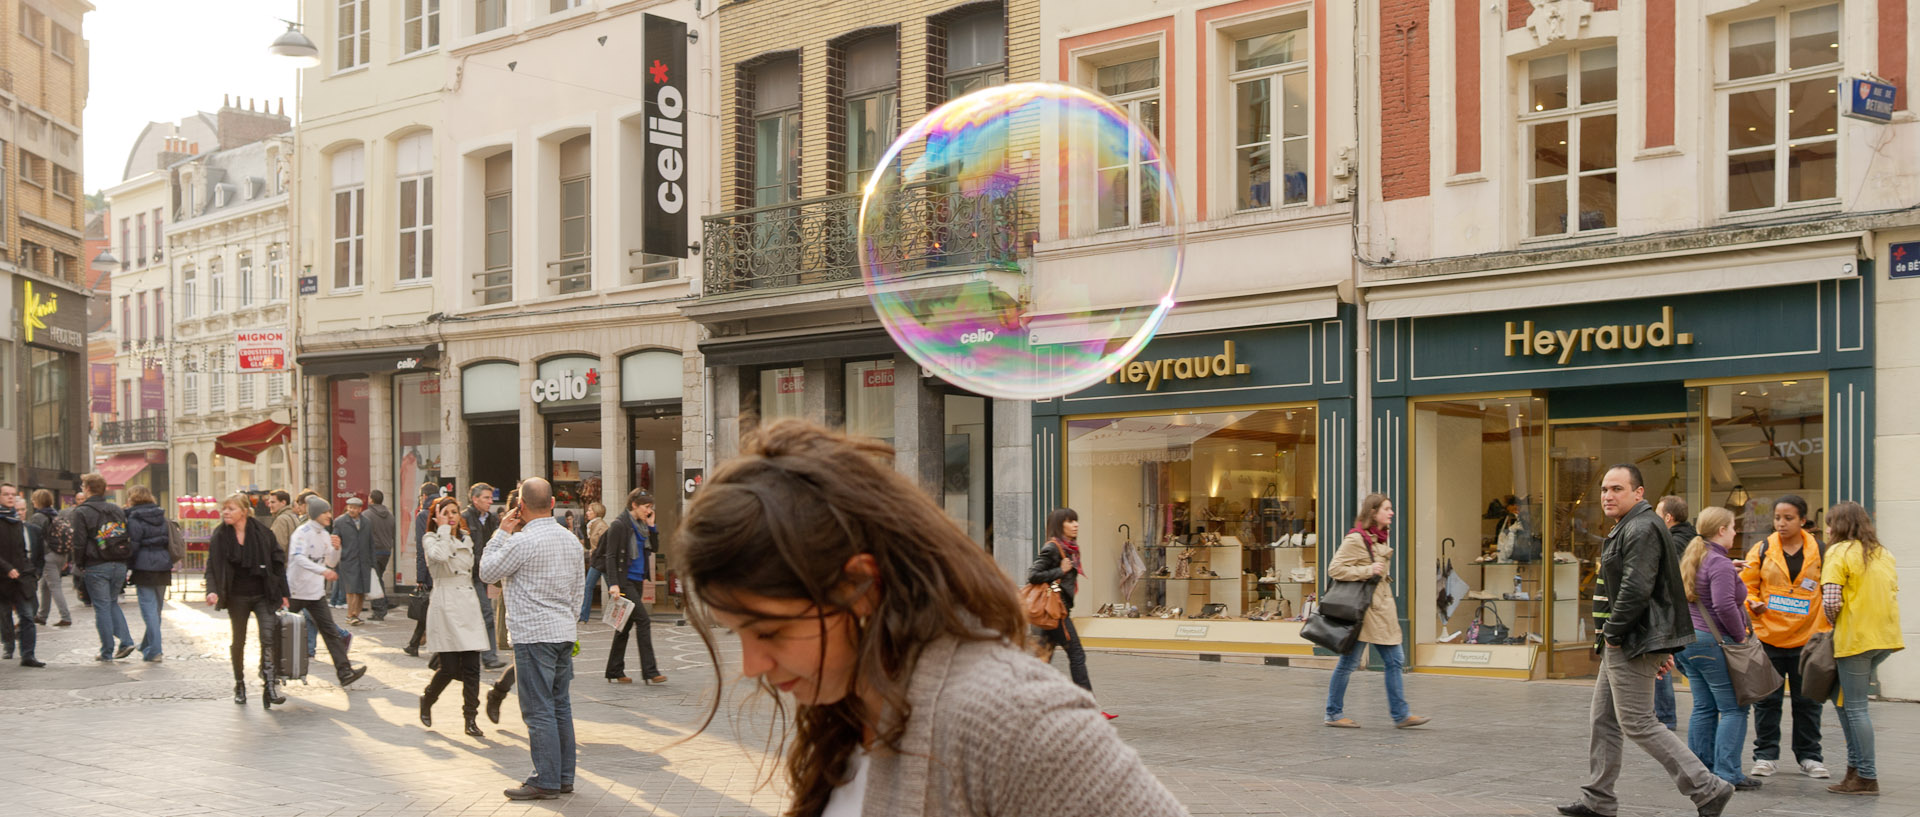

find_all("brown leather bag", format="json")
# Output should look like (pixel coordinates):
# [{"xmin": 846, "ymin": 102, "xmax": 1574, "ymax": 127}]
[{"xmin": 1020, "ymin": 581, "xmax": 1066, "ymax": 630}]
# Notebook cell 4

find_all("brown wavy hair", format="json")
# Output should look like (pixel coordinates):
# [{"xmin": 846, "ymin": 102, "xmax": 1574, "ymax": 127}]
[
  {"xmin": 1825, "ymin": 501, "xmax": 1882, "ymax": 563},
  {"xmin": 430, "ymin": 497, "xmax": 469, "ymax": 537},
  {"xmin": 675, "ymin": 419, "xmax": 1025, "ymax": 817}
]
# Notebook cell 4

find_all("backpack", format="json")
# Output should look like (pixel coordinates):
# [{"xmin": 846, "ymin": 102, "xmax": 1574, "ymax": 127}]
[
  {"xmin": 167, "ymin": 520, "xmax": 186, "ymax": 565},
  {"xmin": 68, "ymin": 504, "xmax": 135, "ymax": 563}
]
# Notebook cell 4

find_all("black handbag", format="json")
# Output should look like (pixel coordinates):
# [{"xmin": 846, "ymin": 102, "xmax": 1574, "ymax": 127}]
[
  {"xmin": 1302, "ymin": 612, "xmax": 1362, "ymax": 654},
  {"xmin": 1318, "ymin": 536, "xmax": 1381, "ymax": 621},
  {"xmin": 407, "ymin": 588, "xmax": 430, "ymax": 621},
  {"xmin": 1469, "ymin": 601, "xmax": 1511, "ymax": 644}
]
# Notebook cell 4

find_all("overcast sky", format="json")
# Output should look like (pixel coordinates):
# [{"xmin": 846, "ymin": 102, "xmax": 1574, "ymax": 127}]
[{"xmin": 83, "ymin": 0, "xmax": 299, "ymax": 189}]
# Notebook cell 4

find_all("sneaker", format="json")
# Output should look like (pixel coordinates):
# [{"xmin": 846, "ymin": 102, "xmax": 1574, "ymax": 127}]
[
  {"xmin": 114, "ymin": 644, "xmax": 135, "ymax": 659},
  {"xmin": 1734, "ymin": 777, "xmax": 1762, "ymax": 791},
  {"xmin": 1800, "ymin": 759, "xmax": 1830, "ymax": 779},
  {"xmin": 1750, "ymin": 759, "xmax": 1777, "ymax": 777}
]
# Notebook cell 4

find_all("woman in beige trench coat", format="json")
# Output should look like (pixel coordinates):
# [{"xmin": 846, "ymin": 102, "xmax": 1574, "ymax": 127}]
[
  {"xmin": 419, "ymin": 497, "xmax": 493, "ymax": 737},
  {"xmin": 1323, "ymin": 493, "xmax": 1429, "ymax": 729}
]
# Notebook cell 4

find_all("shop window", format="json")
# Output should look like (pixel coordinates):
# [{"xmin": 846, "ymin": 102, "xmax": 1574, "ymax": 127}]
[
  {"xmin": 1696, "ymin": 378, "xmax": 1825, "ymax": 552},
  {"xmin": 1229, "ymin": 20, "xmax": 1309, "ymax": 211},
  {"xmin": 1722, "ymin": 5, "xmax": 1840, "ymax": 213},
  {"xmin": 461, "ymin": 361, "xmax": 520, "ymax": 414},
  {"xmin": 0, "ymin": 342, "xmax": 8, "ymax": 429},
  {"xmin": 838, "ymin": 32, "xmax": 899, "ymax": 192},
  {"xmin": 1411, "ymin": 397, "xmax": 1548, "ymax": 670},
  {"xmin": 619, "ymin": 350, "xmax": 682, "ymax": 403},
  {"xmin": 1064, "ymin": 407, "xmax": 1317, "ymax": 621},
  {"xmin": 758, "ymin": 366, "xmax": 806, "ymax": 421},
  {"xmin": 478, "ymin": 151, "xmax": 513, "ymax": 304},
  {"xmin": 330, "ymin": 378, "xmax": 371, "ymax": 508},
  {"xmin": 554, "ymin": 134, "xmax": 592, "ymax": 295},
  {"xmin": 844, "ymin": 359, "xmax": 895, "ymax": 443},
  {"xmin": 405, "ymin": 0, "xmax": 440, "ymax": 53},
  {"xmin": 630, "ymin": 413, "xmax": 682, "ymax": 541},
  {"xmin": 944, "ymin": 394, "xmax": 988, "ymax": 546},
  {"xmin": 1524, "ymin": 47, "xmax": 1617, "ymax": 237},
  {"xmin": 548, "ymin": 418, "xmax": 602, "ymax": 523},
  {"xmin": 332, "ymin": 146, "xmax": 367, "ymax": 289},
  {"xmin": 398, "ymin": 132, "xmax": 435, "ymax": 282},
  {"xmin": 1093, "ymin": 55, "xmax": 1163, "ymax": 231},
  {"xmin": 28, "ymin": 347, "xmax": 70, "ymax": 470},
  {"xmin": 395, "ymin": 372, "xmax": 444, "ymax": 562}
]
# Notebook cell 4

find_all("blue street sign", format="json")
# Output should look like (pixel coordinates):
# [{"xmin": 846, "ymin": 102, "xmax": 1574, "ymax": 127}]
[
  {"xmin": 298, "ymin": 275, "xmax": 319, "ymax": 295},
  {"xmin": 1892, "ymin": 242, "xmax": 1920, "ymax": 279},
  {"xmin": 1842, "ymin": 77, "xmax": 1897, "ymax": 123}
]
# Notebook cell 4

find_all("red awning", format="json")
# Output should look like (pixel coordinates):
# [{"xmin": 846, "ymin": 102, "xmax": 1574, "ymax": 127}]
[
  {"xmin": 97, "ymin": 452, "xmax": 153, "ymax": 488},
  {"xmin": 213, "ymin": 419, "xmax": 294, "ymax": 463}
]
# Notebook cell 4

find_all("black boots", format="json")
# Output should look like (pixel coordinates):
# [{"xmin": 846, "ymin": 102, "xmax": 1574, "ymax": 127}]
[
  {"xmin": 465, "ymin": 716, "xmax": 485, "ymax": 738},
  {"xmin": 486, "ymin": 688, "xmax": 507, "ymax": 724},
  {"xmin": 234, "ymin": 681, "xmax": 247, "ymax": 705},
  {"xmin": 420, "ymin": 695, "xmax": 434, "ymax": 727},
  {"xmin": 262, "ymin": 671, "xmax": 287, "ymax": 709}
]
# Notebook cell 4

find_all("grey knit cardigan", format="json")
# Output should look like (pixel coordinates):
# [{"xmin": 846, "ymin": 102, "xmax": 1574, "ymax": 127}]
[{"xmin": 856, "ymin": 634, "xmax": 1190, "ymax": 817}]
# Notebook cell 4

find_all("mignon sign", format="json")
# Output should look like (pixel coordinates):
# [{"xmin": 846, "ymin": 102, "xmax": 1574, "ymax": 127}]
[{"xmin": 642, "ymin": 14, "xmax": 689, "ymax": 259}]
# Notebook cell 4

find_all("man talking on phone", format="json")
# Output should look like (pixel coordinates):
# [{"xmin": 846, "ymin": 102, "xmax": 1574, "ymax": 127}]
[
  {"xmin": 478, "ymin": 478, "xmax": 584, "ymax": 801},
  {"xmin": 601, "ymin": 490, "xmax": 665, "ymax": 685}
]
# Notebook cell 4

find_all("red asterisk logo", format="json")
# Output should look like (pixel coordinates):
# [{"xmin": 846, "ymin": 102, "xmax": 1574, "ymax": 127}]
[
  {"xmin": 649, "ymin": 60, "xmax": 670, "ymax": 84},
  {"xmin": 1896, "ymin": 245, "xmax": 1909, "ymax": 261},
  {"xmin": 584, "ymin": 368, "xmax": 600, "ymax": 386}
]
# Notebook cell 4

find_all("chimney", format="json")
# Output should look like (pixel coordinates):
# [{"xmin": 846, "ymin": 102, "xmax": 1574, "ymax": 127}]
[
  {"xmin": 224, "ymin": 93, "xmax": 231, "ymax": 107},
  {"xmin": 190, "ymin": 142, "xmax": 199, "ymax": 154}
]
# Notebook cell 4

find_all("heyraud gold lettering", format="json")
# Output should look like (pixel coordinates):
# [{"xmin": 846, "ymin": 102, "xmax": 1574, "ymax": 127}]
[
  {"xmin": 1504, "ymin": 307, "xmax": 1694, "ymax": 365},
  {"xmin": 1108, "ymin": 340, "xmax": 1253, "ymax": 391}
]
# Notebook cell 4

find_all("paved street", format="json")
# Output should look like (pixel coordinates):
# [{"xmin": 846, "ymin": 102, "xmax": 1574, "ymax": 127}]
[{"xmin": 2, "ymin": 594, "xmax": 1914, "ymax": 817}]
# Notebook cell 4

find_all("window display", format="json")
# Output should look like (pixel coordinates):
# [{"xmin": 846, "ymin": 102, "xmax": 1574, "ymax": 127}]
[{"xmin": 1064, "ymin": 407, "xmax": 1316, "ymax": 622}]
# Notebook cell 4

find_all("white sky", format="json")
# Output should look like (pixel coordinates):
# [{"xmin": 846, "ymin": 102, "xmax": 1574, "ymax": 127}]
[{"xmin": 83, "ymin": 0, "xmax": 299, "ymax": 189}]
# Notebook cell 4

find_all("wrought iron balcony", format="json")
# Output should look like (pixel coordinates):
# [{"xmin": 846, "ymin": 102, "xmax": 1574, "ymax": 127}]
[
  {"xmin": 99, "ymin": 414, "xmax": 167, "ymax": 446},
  {"xmin": 702, "ymin": 178, "xmax": 1026, "ymax": 298}
]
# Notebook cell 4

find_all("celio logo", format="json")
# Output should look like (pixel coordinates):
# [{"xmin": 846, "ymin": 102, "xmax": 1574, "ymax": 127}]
[
  {"xmin": 1505, "ymin": 306, "xmax": 1694, "ymax": 365},
  {"xmin": 649, "ymin": 61, "xmax": 686, "ymax": 217},
  {"xmin": 531, "ymin": 368, "xmax": 599, "ymax": 403}
]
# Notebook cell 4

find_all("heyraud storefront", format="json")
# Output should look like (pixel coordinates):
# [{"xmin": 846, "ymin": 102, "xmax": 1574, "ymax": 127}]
[
  {"xmin": 1032, "ymin": 314, "xmax": 1356, "ymax": 657},
  {"xmin": 1370, "ymin": 274, "xmax": 1872, "ymax": 680}
]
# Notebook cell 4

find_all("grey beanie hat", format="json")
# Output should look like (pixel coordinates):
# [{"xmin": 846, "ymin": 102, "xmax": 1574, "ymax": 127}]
[{"xmin": 306, "ymin": 496, "xmax": 332, "ymax": 518}]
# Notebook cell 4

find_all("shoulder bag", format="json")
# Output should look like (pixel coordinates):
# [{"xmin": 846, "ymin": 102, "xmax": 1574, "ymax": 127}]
[
  {"xmin": 1800, "ymin": 581, "xmax": 1840, "ymax": 702},
  {"xmin": 1318, "ymin": 536, "xmax": 1380, "ymax": 622},
  {"xmin": 1020, "ymin": 581, "xmax": 1066, "ymax": 630},
  {"xmin": 1470, "ymin": 601, "xmax": 1512, "ymax": 644},
  {"xmin": 1302, "ymin": 610, "xmax": 1362, "ymax": 654},
  {"xmin": 1695, "ymin": 600, "xmax": 1785, "ymax": 706}
]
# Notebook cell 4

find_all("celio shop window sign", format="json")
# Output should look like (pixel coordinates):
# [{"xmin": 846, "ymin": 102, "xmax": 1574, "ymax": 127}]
[
  {"xmin": 1504, "ymin": 306, "xmax": 1695, "ymax": 366},
  {"xmin": 531, "ymin": 368, "xmax": 600, "ymax": 403}
]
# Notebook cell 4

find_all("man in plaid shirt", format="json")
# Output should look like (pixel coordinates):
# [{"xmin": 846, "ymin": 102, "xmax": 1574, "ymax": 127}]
[{"xmin": 478, "ymin": 478, "xmax": 585, "ymax": 801}]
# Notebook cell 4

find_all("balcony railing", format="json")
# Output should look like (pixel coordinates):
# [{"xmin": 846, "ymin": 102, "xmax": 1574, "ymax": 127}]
[
  {"xmin": 99, "ymin": 414, "xmax": 167, "ymax": 446},
  {"xmin": 702, "ymin": 178, "xmax": 1025, "ymax": 297}
]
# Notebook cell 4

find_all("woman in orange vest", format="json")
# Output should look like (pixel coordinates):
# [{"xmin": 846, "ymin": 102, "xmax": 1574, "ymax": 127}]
[{"xmin": 1739, "ymin": 494, "xmax": 1832, "ymax": 780}]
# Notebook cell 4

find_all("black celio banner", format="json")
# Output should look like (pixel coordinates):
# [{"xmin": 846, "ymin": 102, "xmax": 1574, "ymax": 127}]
[{"xmin": 643, "ymin": 13, "xmax": 689, "ymax": 258}]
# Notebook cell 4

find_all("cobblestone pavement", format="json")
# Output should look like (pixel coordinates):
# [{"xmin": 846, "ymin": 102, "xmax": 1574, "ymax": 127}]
[{"xmin": 2, "ymin": 594, "xmax": 1914, "ymax": 817}]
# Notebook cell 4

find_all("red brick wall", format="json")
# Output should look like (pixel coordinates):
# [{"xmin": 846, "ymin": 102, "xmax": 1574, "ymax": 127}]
[
  {"xmin": 1380, "ymin": 0, "xmax": 1430, "ymax": 201},
  {"xmin": 1883, "ymin": 0, "xmax": 1909, "ymax": 110},
  {"xmin": 1508, "ymin": 0, "xmax": 1618, "ymax": 31},
  {"xmin": 1454, "ymin": 0, "xmax": 1479, "ymax": 174},
  {"xmin": 1645, "ymin": 1, "xmax": 1674, "ymax": 147}
]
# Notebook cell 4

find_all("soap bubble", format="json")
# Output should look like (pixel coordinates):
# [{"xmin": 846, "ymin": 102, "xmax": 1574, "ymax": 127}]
[{"xmin": 856, "ymin": 81, "xmax": 1182, "ymax": 401}]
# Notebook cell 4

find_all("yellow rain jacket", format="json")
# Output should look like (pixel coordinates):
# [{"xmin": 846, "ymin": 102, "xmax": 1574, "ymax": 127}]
[{"xmin": 1740, "ymin": 530, "xmax": 1832, "ymax": 648}]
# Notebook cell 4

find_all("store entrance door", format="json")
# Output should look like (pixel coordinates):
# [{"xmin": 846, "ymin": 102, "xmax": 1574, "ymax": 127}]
[{"xmin": 1547, "ymin": 410, "xmax": 1697, "ymax": 678}]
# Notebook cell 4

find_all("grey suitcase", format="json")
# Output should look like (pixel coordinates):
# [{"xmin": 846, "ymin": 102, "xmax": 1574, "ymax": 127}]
[{"xmin": 274, "ymin": 611, "xmax": 309, "ymax": 684}]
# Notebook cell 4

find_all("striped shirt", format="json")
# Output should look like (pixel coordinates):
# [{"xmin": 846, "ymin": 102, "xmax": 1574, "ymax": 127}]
[{"xmin": 478, "ymin": 517, "xmax": 584, "ymax": 646}]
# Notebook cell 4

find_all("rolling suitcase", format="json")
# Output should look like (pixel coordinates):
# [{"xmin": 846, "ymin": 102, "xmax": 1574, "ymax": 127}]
[{"xmin": 274, "ymin": 611, "xmax": 309, "ymax": 686}]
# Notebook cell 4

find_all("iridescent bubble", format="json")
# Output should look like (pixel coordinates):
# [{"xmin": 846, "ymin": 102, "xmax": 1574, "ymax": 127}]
[{"xmin": 857, "ymin": 81, "xmax": 1183, "ymax": 402}]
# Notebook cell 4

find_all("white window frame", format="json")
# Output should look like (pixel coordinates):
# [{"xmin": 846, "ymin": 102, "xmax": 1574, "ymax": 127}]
[
  {"xmin": 404, "ymin": 0, "xmax": 441, "ymax": 54},
  {"xmin": 209, "ymin": 257, "xmax": 225, "ymax": 314},
  {"xmin": 336, "ymin": 0, "xmax": 370, "ymax": 72},
  {"xmin": 1089, "ymin": 53, "xmax": 1164, "ymax": 232},
  {"xmin": 237, "ymin": 251, "xmax": 254, "ymax": 306},
  {"xmin": 474, "ymin": 0, "xmax": 508, "ymax": 34},
  {"xmin": 332, "ymin": 146, "xmax": 368, "ymax": 293},
  {"xmin": 181, "ymin": 265, "xmax": 197, "ymax": 318},
  {"xmin": 239, "ymin": 371, "xmax": 256, "ymax": 408},
  {"xmin": 1227, "ymin": 22, "xmax": 1311, "ymax": 213},
  {"xmin": 269, "ymin": 246, "xmax": 286, "ymax": 301},
  {"xmin": 210, "ymin": 365, "xmax": 226, "ymax": 412},
  {"xmin": 555, "ymin": 172, "xmax": 591, "ymax": 295},
  {"xmin": 397, "ymin": 132, "xmax": 435, "ymax": 282},
  {"xmin": 183, "ymin": 372, "xmax": 200, "ymax": 414},
  {"xmin": 478, "ymin": 151, "xmax": 514, "ymax": 305},
  {"xmin": 1519, "ymin": 46, "xmax": 1619, "ymax": 238},
  {"xmin": 1717, "ymin": 3, "xmax": 1843, "ymax": 215}
]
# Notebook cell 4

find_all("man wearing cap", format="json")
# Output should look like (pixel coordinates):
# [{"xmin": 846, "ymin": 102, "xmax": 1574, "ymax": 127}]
[
  {"xmin": 287, "ymin": 497, "xmax": 368, "ymax": 688},
  {"xmin": 601, "ymin": 489, "xmax": 665, "ymax": 685},
  {"xmin": 334, "ymin": 496, "xmax": 376, "ymax": 624}
]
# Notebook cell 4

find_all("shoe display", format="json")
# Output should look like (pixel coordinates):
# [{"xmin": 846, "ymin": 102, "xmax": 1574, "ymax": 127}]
[
  {"xmin": 1750, "ymin": 759, "xmax": 1776, "ymax": 777},
  {"xmin": 1799, "ymin": 759, "xmax": 1830, "ymax": 779}
]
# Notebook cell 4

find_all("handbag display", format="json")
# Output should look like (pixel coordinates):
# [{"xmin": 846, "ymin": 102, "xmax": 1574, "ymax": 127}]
[
  {"xmin": 1799, "ymin": 629, "xmax": 1839, "ymax": 702},
  {"xmin": 1695, "ymin": 600, "xmax": 1785, "ymax": 707},
  {"xmin": 1020, "ymin": 581, "xmax": 1066, "ymax": 630},
  {"xmin": 1469, "ymin": 601, "xmax": 1512, "ymax": 645},
  {"xmin": 1288, "ymin": 566, "xmax": 1317, "ymax": 583},
  {"xmin": 1302, "ymin": 612, "xmax": 1362, "ymax": 654}
]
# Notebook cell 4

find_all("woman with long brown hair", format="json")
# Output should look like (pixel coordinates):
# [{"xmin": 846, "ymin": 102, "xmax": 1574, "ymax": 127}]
[
  {"xmin": 204, "ymin": 493, "xmax": 289, "ymax": 706},
  {"xmin": 1323, "ymin": 493, "xmax": 1428, "ymax": 729},
  {"xmin": 1819, "ymin": 501, "xmax": 1903, "ymax": 796},
  {"xmin": 420, "ymin": 496, "xmax": 490, "ymax": 737},
  {"xmin": 1673, "ymin": 507, "xmax": 1758, "ymax": 790},
  {"xmin": 676, "ymin": 419, "xmax": 1187, "ymax": 817}
]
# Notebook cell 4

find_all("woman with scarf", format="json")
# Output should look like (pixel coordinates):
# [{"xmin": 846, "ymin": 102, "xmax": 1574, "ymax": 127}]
[
  {"xmin": 1324, "ymin": 494, "xmax": 1429, "ymax": 729},
  {"xmin": 1029, "ymin": 507, "xmax": 1115, "ymax": 720},
  {"xmin": 204, "ymin": 494, "xmax": 290, "ymax": 706}
]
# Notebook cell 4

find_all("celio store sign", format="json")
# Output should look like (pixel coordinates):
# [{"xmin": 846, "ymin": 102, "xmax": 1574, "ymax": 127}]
[{"xmin": 531, "ymin": 367, "xmax": 600, "ymax": 404}]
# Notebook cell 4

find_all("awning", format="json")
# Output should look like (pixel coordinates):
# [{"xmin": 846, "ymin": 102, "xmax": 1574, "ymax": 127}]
[
  {"xmin": 295, "ymin": 343, "xmax": 441, "ymax": 377},
  {"xmin": 97, "ymin": 453, "xmax": 153, "ymax": 488},
  {"xmin": 214, "ymin": 419, "xmax": 295, "ymax": 463}
]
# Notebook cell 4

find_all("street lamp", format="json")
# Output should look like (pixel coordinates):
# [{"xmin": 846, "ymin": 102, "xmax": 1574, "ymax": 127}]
[
  {"xmin": 93, "ymin": 246, "xmax": 118, "ymax": 266},
  {"xmin": 268, "ymin": 20, "xmax": 320, "ymax": 67}
]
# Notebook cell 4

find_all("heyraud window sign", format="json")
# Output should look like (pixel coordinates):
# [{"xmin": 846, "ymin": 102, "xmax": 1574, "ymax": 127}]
[
  {"xmin": 1105, "ymin": 340, "xmax": 1252, "ymax": 391},
  {"xmin": 1503, "ymin": 306, "xmax": 1694, "ymax": 365}
]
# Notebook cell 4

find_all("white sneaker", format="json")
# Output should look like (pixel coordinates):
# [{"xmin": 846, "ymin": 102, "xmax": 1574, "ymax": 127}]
[
  {"xmin": 1750, "ymin": 759, "xmax": 1777, "ymax": 777},
  {"xmin": 1800, "ymin": 759, "xmax": 1830, "ymax": 779}
]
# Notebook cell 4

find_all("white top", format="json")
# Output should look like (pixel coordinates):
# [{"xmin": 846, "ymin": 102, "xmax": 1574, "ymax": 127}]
[
  {"xmin": 820, "ymin": 748, "xmax": 870, "ymax": 817},
  {"xmin": 286, "ymin": 520, "xmax": 337, "ymax": 600}
]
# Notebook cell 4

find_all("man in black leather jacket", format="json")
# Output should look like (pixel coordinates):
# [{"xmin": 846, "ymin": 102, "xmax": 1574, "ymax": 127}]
[{"xmin": 1561, "ymin": 465, "xmax": 1730, "ymax": 817}]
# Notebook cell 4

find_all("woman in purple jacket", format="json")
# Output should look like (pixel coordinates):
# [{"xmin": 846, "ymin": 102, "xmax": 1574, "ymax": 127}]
[{"xmin": 1676, "ymin": 506, "xmax": 1760, "ymax": 790}]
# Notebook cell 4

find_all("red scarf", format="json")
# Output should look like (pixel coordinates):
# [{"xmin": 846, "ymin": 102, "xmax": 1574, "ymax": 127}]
[
  {"xmin": 1052, "ymin": 536, "xmax": 1084, "ymax": 577},
  {"xmin": 1350, "ymin": 525, "xmax": 1388, "ymax": 552}
]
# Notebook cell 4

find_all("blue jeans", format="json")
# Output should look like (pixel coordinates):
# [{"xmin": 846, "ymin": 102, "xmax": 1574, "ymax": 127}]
[
  {"xmin": 302, "ymin": 610, "xmax": 350, "ymax": 657},
  {"xmin": 1679, "ymin": 631, "xmax": 1749, "ymax": 784},
  {"xmin": 136, "ymin": 585, "xmax": 165, "ymax": 660},
  {"xmin": 1326, "ymin": 642, "xmax": 1409, "ymax": 723},
  {"xmin": 579, "ymin": 567, "xmax": 601, "ymax": 622},
  {"xmin": 475, "ymin": 581, "xmax": 499, "ymax": 663},
  {"xmin": 1655, "ymin": 670, "xmax": 1677, "ymax": 730},
  {"xmin": 3, "ymin": 592, "xmax": 35, "ymax": 660},
  {"xmin": 329, "ymin": 580, "xmax": 345, "ymax": 606},
  {"xmin": 513, "ymin": 642, "xmax": 577, "ymax": 791},
  {"xmin": 82, "ymin": 562, "xmax": 134, "ymax": 659},
  {"xmin": 1834, "ymin": 649, "xmax": 1892, "ymax": 779}
]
